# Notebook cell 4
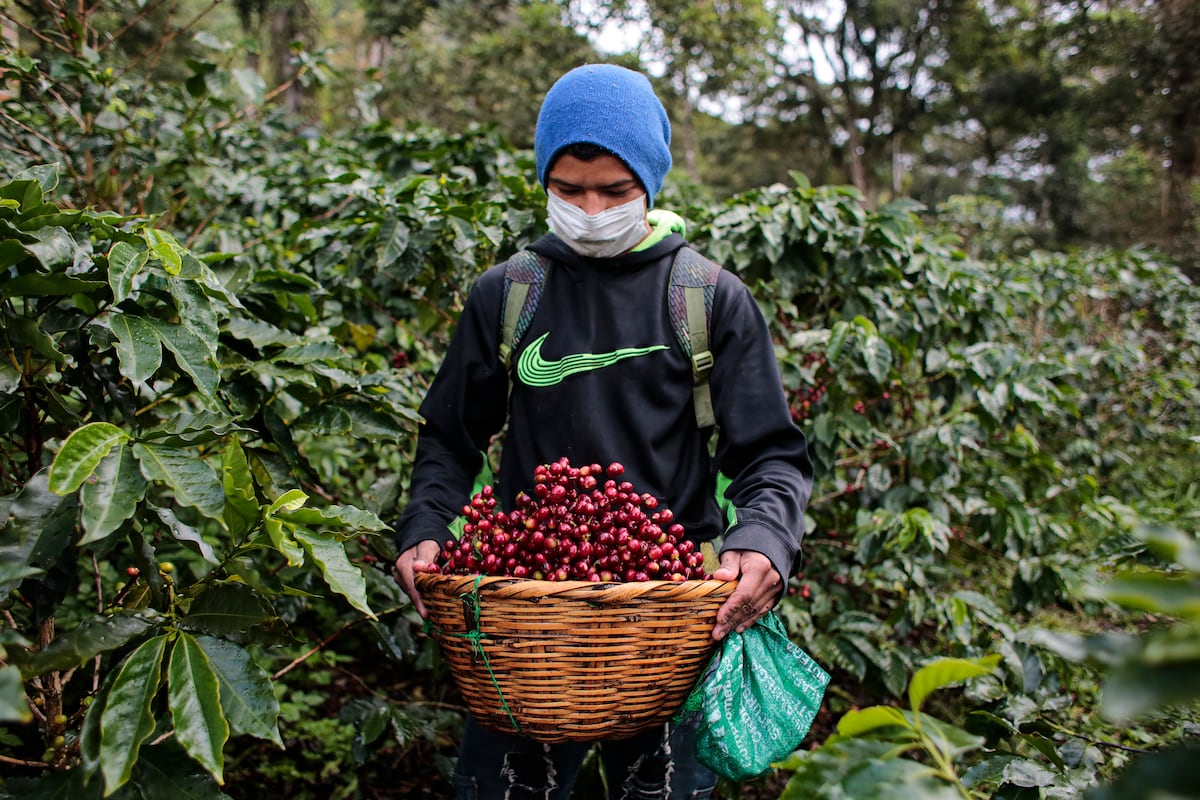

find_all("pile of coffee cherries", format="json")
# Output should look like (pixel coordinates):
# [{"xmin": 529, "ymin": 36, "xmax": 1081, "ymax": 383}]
[{"xmin": 428, "ymin": 458, "xmax": 710, "ymax": 582}]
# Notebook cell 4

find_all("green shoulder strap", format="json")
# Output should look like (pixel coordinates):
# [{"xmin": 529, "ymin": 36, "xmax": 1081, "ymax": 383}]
[
  {"xmin": 499, "ymin": 250, "xmax": 552, "ymax": 374},
  {"xmin": 669, "ymin": 247, "xmax": 722, "ymax": 428}
]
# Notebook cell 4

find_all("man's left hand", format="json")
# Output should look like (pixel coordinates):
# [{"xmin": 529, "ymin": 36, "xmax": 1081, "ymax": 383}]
[{"xmin": 710, "ymin": 550, "xmax": 781, "ymax": 640}]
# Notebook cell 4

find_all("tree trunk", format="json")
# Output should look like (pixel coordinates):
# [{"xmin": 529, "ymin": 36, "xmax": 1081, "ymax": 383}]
[
  {"xmin": 1159, "ymin": 0, "xmax": 1200, "ymax": 271},
  {"xmin": 269, "ymin": 2, "xmax": 309, "ymax": 115}
]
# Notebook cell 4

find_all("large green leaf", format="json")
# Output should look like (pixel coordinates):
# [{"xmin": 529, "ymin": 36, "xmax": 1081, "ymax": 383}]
[
  {"xmin": 100, "ymin": 634, "xmax": 168, "ymax": 794},
  {"xmin": 152, "ymin": 505, "xmax": 218, "ymax": 564},
  {"xmin": 263, "ymin": 516, "xmax": 304, "ymax": 567},
  {"xmin": 144, "ymin": 228, "xmax": 183, "ymax": 275},
  {"xmin": 220, "ymin": 440, "xmax": 259, "ymax": 538},
  {"xmin": 1090, "ymin": 573, "xmax": 1200, "ymax": 619},
  {"xmin": 180, "ymin": 582, "xmax": 273, "ymax": 637},
  {"xmin": 80, "ymin": 444, "xmax": 147, "ymax": 545},
  {"xmin": 836, "ymin": 705, "xmax": 913, "ymax": 738},
  {"xmin": 377, "ymin": 215, "xmax": 411, "ymax": 268},
  {"xmin": 0, "ymin": 768, "xmax": 111, "ymax": 800},
  {"xmin": 167, "ymin": 276, "xmax": 219, "ymax": 354},
  {"xmin": 860, "ymin": 334, "xmax": 892, "ymax": 384},
  {"xmin": 132, "ymin": 443, "xmax": 225, "ymax": 522},
  {"xmin": 6, "ymin": 316, "xmax": 65, "ymax": 364},
  {"xmin": 167, "ymin": 633, "xmax": 228, "ymax": 782},
  {"xmin": 0, "ymin": 664, "xmax": 30, "ymax": 722},
  {"xmin": 23, "ymin": 226, "xmax": 76, "ymax": 268},
  {"xmin": 107, "ymin": 241, "xmax": 148, "ymax": 304},
  {"xmin": 48, "ymin": 422, "xmax": 130, "ymax": 495},
  {"xmin": 0, "ymin": 272, "xmax": 106, "ymax": 298},
  {"xmin": 780, "ymin": 738, "xmax": 960, "ymax": 800},
  {"xmin": 109, "ymin": 312, "xmax": 162, "ymax": 384},
  {"xmin": 195, "ymin": 636, "xmax": 283, "ymax": 747},
  {"xmin": 130, "ymin": 740, "xmax": 233, "ymax": 800},
  {"xmin": 149, "ymin": 319, "xmax": 219, "ymax": 398},
  {"xmin": 276, "ymin": 503, "xmax": 388, "ymax": 533},
  {"xmin": 1102, "ymin": 658, "xmax": 1200, "ymax": 722},
  {"xmin": 294, "ymin": 528, "xmax": 376, "ymax": 619},
  {"xmin": 909, "ymin": 655, "xmax": 1001, "ymax": 713},
  {"xmin": 1086, "ymin": 743, "xmax": 1200, "ymax": 800},
  {"xmin": 19, "ymin": 612, "xmax": 158, "ymax": 677},
  {"xmin": 1, "ymin": 470, "xmax": 77, "ymax": 595}
]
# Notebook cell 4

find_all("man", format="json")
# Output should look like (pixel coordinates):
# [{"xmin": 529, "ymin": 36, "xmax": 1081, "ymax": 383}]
[{"xmin": 393, "ymin": 63, "xmax": 812, "ymax": 800}]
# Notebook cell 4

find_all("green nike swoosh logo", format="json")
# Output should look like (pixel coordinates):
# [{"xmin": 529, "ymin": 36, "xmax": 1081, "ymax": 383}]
[{"xmin": 517, "ymin": 332, "xmax": 668, "ymax": 387}]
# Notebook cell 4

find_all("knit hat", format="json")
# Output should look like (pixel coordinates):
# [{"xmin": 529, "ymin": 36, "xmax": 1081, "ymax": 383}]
[{"xmin": 535, "ymin": 64, "xmax": 672, "ymax": 204}]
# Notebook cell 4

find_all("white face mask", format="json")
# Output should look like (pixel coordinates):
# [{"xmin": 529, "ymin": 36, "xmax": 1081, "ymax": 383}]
[{"xmin": 547, "ymin": 192, "xmax": 649, "ymax": 258}]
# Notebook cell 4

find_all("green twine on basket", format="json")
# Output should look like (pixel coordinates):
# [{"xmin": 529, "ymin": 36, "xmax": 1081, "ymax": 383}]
[{"xmin": 423, "ymin": 575, "xmax": 522, "ymax": 734}]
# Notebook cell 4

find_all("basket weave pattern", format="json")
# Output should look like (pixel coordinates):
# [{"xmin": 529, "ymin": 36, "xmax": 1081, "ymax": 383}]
[{"xmin": 415, "ymin": 573, "xmax": 735, "ymax": 742}]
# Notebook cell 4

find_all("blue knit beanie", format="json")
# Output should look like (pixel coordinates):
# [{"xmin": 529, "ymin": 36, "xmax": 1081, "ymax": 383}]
[{"xmin": 535, "ymin": 64, "xmax": 672, "ymax": 205}]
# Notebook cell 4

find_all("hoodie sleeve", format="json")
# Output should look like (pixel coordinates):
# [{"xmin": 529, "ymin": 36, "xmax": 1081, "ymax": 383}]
[
  {"xmin": 392, "ymin": 268, "xmax": 510, "ymax": 553},
  {"xmin": 709, "ymin": 271, "xmax": 814, "ymax": 586}
]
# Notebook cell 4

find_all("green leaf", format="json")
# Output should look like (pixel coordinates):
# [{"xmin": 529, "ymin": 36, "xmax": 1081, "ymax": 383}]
[
  {"xmin": 167, "ymin": 277, "xmax": 219, "ymax": 354},
  {"xmin": 917, "ymin": 713, "xmax": 987, "ymax": 758},
  {"xmin": 0, "ymin": 664, "xmax": 30, "ymax": 722},
  {"xmin": 0, "ymin": 272, "xmax": 106, "ymax": 298},
  {"xmin": 0, "ymin": 767, "xmax": 108, "ymax": 799},
  {"xmin": 827, "ymin": 320, "xmax": 850, "ymax": 361},
  {"xmin": 109, "ymin": 312, "xmax": 162, "ymax": 384},
  {"xmin": 195, "ymin": 636, "xmax": 282, "ymax": 746},
  {"xmin": 6, "ymin": 316, "xmax": 65, "ymax": 364},
  {"xmin": 267, "ymin": 489, "xmax": 308, "ymax": 515},
  {"xmin": 294, "ymin": 528, "xmax": 377, "ymax": 619},
  {"xmin": 835, "ymin": 705, "xmax": 914, "ymax": 738},
  {"xmin": 377, "ymin": 215, "xmax": 411, "ymax": 267},
  {"xmin": 80, "ymin": 444, "xmax": 147, "ymax": 545},
  {"xmin": 149, "ymin": 320, "xmax": 219, "ymax": 398},
  {"xmin": 20, "ymin": 612, "xmax": 158, "ymax": 677},
  {"xmin": 168, "ymin": 633, "xmax": 228, "ymax": 782},
  {"xmin": 220, "ymin": 440, "xmax": 259, "ymax": 537},
  {"xmin": 100, "ymin": 635, "xmax": 168, "ymax": 794},
  {"xmin": 107, "ymin": 242, "xmax": 148, "ymax": 304},
  {"xmin": 1090, "ymin": 573, "xmax": 1200, "ymax": 618},
  {"xmin": 130, "ymin": 739, "xmax": 234, "ymax": 799},
  {"xmin": 263, "ymin": 516, "xmax": 304, "ymax": 567},
  {"xmin": 152, "ymin": 506, "xmax": 218, "ymax": 564},
  {"xmin": 909, "ymin": 655, "xmax": 1001, "ymax": 713},
  {"xmin": 132, "ymin": 443, "xmax": 226, "ymax": 523},
  {"xmin": 144, "ymin": 228, "xmax": 183, "ymax": 275},
  {"xmin": 0, "ymin": 470, "xmax": 76, "ymax": 594},
  {"xmin": 276, "ymin": 503, "xmax": 388, "ymax": 533},
  {"xmin": 1102, "ymin": 659, "xmax": 1200, "ymax": 721},
  {"xmin": 23, "ymin": 226, "xmax": 76, "ymax": 268},
  {"xmin": 181, "ymin": 583, "xmax": 272, "ymax": 637},
  {"xmin": 780, "ymin": 738, "xmax": 960, "ymax": 800},
  {"xmin": 861, "ymin": 335, "xmax": 892, "ymax": 384},
  {"xmin": 48, "ymin": 422, "xmax": 130, "ymax": 495}
]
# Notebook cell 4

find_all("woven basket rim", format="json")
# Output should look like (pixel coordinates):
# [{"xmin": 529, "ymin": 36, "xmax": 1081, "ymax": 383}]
[{"xmin": 415, "ymin": 572, "xmax": 737, "ymax": 602}]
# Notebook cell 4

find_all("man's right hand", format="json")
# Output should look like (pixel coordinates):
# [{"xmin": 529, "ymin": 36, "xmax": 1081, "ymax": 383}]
[{"xmin": 393, "ymin": 539, "xmax": 442, "ymax": 619}]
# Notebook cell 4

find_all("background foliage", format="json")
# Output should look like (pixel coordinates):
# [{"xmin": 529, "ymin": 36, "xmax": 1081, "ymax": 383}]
[{"xmin": 1, "ymin": 2, "xmax": 1197, "ymax": 799}]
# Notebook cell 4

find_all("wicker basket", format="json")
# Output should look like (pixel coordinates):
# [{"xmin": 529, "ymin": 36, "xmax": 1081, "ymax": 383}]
[{"xmin": 415, "ymin": 572, "xmax": 735, "ymax": 743}]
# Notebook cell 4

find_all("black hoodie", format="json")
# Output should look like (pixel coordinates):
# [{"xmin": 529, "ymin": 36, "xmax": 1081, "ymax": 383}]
[{"xmin": 393, "ymin": 231, "xmax": 813, "ymax": 583}]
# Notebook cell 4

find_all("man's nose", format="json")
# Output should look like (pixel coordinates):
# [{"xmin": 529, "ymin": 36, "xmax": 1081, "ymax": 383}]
[{"xmin": 576, "ymin": 193, "xmax": 608, "ymax": 216}]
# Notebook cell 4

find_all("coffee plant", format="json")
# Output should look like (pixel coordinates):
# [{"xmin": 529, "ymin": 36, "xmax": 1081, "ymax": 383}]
[{"xmin": 2, "ymin": 6, "xmax": 1198, "ymax": 798}]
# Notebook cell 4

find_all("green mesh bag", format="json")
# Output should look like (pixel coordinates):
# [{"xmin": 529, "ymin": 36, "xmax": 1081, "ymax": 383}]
[{"xmin": 693, "ymin": 611, "xmax": 830, "ymax": 781}]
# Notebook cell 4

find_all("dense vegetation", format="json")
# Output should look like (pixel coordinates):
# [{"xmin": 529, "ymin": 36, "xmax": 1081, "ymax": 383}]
[{"xmin": 1, "ymin": 3, "xmax": 1198, "ymax": 799}]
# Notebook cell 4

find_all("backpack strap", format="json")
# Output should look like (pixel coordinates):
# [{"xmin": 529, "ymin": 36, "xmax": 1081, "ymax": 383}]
[
  {"xmin": 499, "ymin": 250, "xmax": 552, "ymax": 373},
  {"xmin": 669, "ymin": 247, "xmax": 722, "ymax": 428}
]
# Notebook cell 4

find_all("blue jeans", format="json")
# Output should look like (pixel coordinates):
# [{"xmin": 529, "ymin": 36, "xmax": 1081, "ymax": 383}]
[{"xmin": 452, "ymin": 710, "xmax": 718, "ymax": 800}]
